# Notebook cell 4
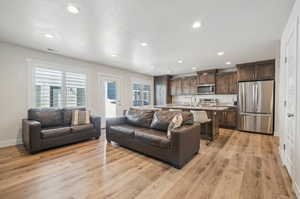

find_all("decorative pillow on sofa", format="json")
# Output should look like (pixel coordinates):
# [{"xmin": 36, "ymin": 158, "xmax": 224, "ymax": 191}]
[
  {"xmin": 167, "ymin": 113, "xmax": 183, "ymax": 138},
  {"xmin": 71, "ymin": 110, "xmax": 90, "ymax": 126},
  {"xmin": 150, "ymin": 111, "xmax": 194, "ymax": 132},
  {"xmin": 125, "ymin": 108, "xmax": 155, "ymax": 128}
]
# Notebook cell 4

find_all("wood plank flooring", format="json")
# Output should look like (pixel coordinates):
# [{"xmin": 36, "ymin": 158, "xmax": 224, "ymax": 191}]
[{"xmin": 0, "ymin": 129, "xmax": 296, "ymax": 199}]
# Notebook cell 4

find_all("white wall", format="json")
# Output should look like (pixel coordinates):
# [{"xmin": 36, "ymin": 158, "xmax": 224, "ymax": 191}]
[
  {"xmin": 279, "ymin": 0, "xmax": 300, "ymax": 197},
  {"xmin": 0, "ymin": 41, "xmax": 153, "ymax": 147}
]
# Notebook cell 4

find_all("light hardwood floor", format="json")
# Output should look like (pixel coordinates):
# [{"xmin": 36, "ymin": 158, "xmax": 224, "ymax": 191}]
[{"xmin": 0, "ymin": 129, "xmax": 296, "ymax": 199}]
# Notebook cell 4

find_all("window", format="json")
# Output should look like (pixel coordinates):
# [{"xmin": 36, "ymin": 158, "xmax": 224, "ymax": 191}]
[
  {"xmin": 132, "ymin": 83, "xmax": 151, "ymax": 106},
  {"xmin": 34, "ymin": 67, "xmax": 87, "ymax": 108}
]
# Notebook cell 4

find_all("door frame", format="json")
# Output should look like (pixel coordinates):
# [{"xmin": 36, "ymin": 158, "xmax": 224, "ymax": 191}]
[
  {"xmin": 281, "ymin": 16, "xmax": 299, "ymax": 181},
  {"xmin": 98, "ymin": 73, "xmax": 123, "ymax": 128}
]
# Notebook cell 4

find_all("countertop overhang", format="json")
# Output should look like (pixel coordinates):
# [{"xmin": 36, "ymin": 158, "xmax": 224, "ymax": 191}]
[{"xmin": 154, "ymin": 104, "xmax": 234, "ymax": 111}]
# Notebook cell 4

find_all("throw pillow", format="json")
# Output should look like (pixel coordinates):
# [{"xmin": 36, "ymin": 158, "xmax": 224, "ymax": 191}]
[
  {"xmin": 72, "ymin": 110, "xmax": 90, "ymax": 126},
  {"xmin": 167, "ymin": 113, "xmax": 183, "ymax": 138}
]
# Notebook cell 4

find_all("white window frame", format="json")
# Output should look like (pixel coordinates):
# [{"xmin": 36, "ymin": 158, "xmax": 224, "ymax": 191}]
[
  {"xmin": 27, "ymin": 59, "xmax": 89, "ymax": 109},
  {"xmin": 130, "ymin": 78, "xmax": 153, "ymax": 107}
]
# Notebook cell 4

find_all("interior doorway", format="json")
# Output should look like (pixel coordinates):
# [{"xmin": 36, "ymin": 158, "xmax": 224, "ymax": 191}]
[
  {"xmin": 282, "ymin": 18, "xmax": 298, "ymax": 179},
  {"xmin": 99, "ymin": 74, "xmax": 122, "ymax": 128}
]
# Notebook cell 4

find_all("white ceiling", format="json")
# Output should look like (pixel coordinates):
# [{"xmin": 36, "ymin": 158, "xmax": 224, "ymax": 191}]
[{"xmin": 0, "ymin": 0, "xmax": 295, "ymax": 75}]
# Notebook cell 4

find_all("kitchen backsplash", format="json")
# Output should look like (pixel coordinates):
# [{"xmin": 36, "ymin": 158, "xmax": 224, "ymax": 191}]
[{"xmin": 172, "ymin": 95, "xmax": 238, "ymax": 106}]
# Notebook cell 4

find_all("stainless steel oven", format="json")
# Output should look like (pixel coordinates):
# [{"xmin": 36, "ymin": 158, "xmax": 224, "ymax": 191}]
[{"xmin": 197, "ymin": 84, "xmax": 215, "ymax": 95}]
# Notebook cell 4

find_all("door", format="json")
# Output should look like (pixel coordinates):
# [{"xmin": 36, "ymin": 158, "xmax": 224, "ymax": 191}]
[
  {"xmin": 239, "ymin": 113, "xmax": 273, "ymax": 134},
  {"xmin": 100, "ymin": 75, "xmax": 122, "ymax": 127},
  {"xmin": 256, "ymin": 81, "xmax": 274, "ymax": 114},
  {"xmin": 283, "ymin": 19, "xmax": 298, "ymax": 178},
  {"xmin": 239, "ymin": 82, "xmax": 256, "ymax": 113}
]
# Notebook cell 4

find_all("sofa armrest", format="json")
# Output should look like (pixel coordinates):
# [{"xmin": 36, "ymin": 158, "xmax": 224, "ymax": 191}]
[
  {"xmin": 90, "ymin": 115, "xmax": 101, "ymax": 138},
  {"xmin": 106, "ymin": 117, "xmax": 127, "ymax": 141},
  {"xmin": 22, "ymin": 119, "xmax": 42, "ymax": 153},
  {"xmin": 170, "ymin": 124, "xmax": 201, "ymax": 167}
]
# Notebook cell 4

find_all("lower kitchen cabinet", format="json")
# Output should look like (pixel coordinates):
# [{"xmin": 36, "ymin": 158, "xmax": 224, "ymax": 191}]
[{"xmin": 219, "ymin": 109, "xmax": 237, "ymax": 129}]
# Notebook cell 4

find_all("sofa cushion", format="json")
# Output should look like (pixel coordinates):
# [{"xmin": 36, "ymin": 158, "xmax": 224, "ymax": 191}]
[
  {"xmin": 71, "ymin": 124, "xmax": 94, "ymax": 133},
  {"xmin": 28, "ymin": 108, "xmax": 63, "ymax": 128},
  {"xmin": 41, "ymin": 127, "xmax": 71, "ymax": 139},
  {"xmin": 109, "ymin": 124, "xmax": 136, "ymax": 139},
  {"xmin": 63, "ymin": 107, "xmax": 86, "ymax": 125},
  {"xmin": 135, "ymin": 129, "xmax": 170, "ymax": 149},
  {"xmin": 150, "ymin": 111, "xmax": 194, "ymax": 131},
  {"xmin": 71, "ymin": 110, "xmax": 90, "ymax": 126},
  {"xmin": 125, "ymin": 108, "xmax": 155, "ymax": 128}
]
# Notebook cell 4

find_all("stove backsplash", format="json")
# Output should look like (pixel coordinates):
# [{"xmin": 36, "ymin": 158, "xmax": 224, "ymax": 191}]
[{"xmin": 172, "ymin": 95, "xmax": 238, "ymax": 106}]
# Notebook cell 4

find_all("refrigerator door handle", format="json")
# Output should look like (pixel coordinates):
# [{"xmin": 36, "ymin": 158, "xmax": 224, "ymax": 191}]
[
  {"xmin": 252, "ymin": 85, "xmax": 256, "ymax": 110},
  {"xmin": 256, "ymin": 83, "xmax": 259, "ymax": 109}
]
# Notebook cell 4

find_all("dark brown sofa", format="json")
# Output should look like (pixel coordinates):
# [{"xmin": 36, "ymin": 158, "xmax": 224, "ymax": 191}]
[
  {"xmin": 106, "ymin": 109, "xmax": 200, "ymax": 169},
  {"xmin": 22, "ymin": 107, "xmax": 101, "ymax": 153}
]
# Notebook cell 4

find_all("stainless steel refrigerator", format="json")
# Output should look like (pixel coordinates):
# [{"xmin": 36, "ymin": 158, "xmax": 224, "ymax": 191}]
[{"xmin": 238, "ymin": 80, "xmax": 274, "ymax": 134}]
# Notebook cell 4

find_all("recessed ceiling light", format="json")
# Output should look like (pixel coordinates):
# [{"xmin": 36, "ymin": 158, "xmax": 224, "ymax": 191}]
[
  {"xmin": 192, "ymin": 21, "xmax": 202, "ymax": 29},
  {"xmin": 111, "ymin": 54, "xmax": 117, "ymax": 57},
  {"xmin": 44, "ymin": 33, "xmax": 54, "ymax": 39},
  {"xmin": 47, "ymin": 48, "xmax": 56, "ymax": 52},
  {"xmin": 226, "ymin": 61, "xmax": 231, "ymax": 65},
  {"xmin": 192, "ymin": 67, "xmax": 197, "ymax": 70},
  {"xmin": 218, "ymin": 51, "xmax": 224, "ymax": 56},
  {"xmin": 141, "ymin": 42, "xmax": 148, "ymax": 47},
  {"xmin": 67, "ymin": 5, "xmax": 80, "ymax": 14},
  {"xmin": 177, "ymin": 60, "xmax": 183, "ymax": 64}
]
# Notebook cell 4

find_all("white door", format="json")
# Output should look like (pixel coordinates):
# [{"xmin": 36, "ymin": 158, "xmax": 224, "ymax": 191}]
[
  {"xmin": 100, "ymin": 75, "xmax": 122, "ymax": 127},
  {"xmin": 283, "ymin": 18, "xmax": 298, "ymax": 178}
]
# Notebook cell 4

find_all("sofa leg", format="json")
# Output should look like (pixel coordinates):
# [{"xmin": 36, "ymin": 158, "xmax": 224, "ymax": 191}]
[{"xmin": 173, "ymin": 163, "xmax": 183, "ymax": 169}]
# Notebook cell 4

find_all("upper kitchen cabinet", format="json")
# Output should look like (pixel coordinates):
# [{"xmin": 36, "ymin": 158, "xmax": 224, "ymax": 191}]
[
  {"xmin": 190, "ymin": 76, "xmax": 198, "ymax": 94},
  {"xmin": 237, "ymin": 59, "xmax": 275, "ymax": 81},
  {"xmin": 154, "ymin": 75, "xmax": 172, "ymax": 105},
  {"xmin": 236, "ymin": 63, "xmax": 256, "ymax": 81},
  {"xmin": 197, "ymin": 69, "xmax": 216, "ymax": 85},
  {"xmin": 181, "ymin": 77, "xmax": 191, "ymax": 95},
  {"xmin": 255, "ymin": 60, "xmax": 275, "ymax": 80},
  {"xmin": 170, "ymin": 78, "xmax": 182, "ymax": 96},
  {"xmin": 170, "ymin": 76, "xmax": 198, "ymax": 96},
  {"xmin": 216, "ymin": 72, "xmax": 238, "ymax": 94}
]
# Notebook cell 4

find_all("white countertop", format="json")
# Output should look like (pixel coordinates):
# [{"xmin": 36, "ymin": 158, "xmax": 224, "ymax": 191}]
[{"xmin": 154, "ymin": 104, "xmax": 234, "ymax": 111}]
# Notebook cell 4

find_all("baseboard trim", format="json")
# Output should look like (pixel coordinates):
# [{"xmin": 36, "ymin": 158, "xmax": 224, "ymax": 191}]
[
  {"xmin": 274, "ymin": 131, "xmax": 279, "ymax": 136},
  {"xmin": 295, "ymin": 182, "xmax": 300, "ymax": 199},
  {"xmin": 0, "ymin": 138, "xmax": 22, "ymax": 148}
]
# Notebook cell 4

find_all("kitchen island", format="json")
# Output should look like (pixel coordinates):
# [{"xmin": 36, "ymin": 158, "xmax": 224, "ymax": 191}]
[{"xmin": 154, "ymin": 104, "xmax": 232, "ymax": 141}]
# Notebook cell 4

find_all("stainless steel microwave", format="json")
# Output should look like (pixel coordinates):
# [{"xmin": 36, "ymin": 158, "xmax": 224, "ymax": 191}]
[{"xmin": 197, "ymin": 84, "xmax": 215, "ymax": 94}]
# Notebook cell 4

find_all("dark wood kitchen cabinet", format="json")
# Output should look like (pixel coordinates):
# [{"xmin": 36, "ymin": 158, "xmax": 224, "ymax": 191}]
[
  {"xmin": 170, "ymin": 76, "xmax": 198, "ymax": 96},
  {"xmin": 219, "ymin": 108, "xmax": 237, "ymax": 129},
  {"xmin": 216, "ymin": 72, "xmax": 238, "ymax": 94},
  {"xmin": 190, "ymin": 76, "xmax": 198, "ymax": 94},
  {"xmin": 181, "ymin": 77, "xmax": 191, "ymax": 95},
  {"xmin": 197, "ymin": 69, "xmax": 216, "ymax": 85},
  {"xmin": 170, "ymin": 78, "xmax": 182, "ymax": 96},
  {"xmin": 154, "ymin": 75, "xmax": 172, "ymax": 105},
  {"xmin": 255, "ymin": 60, "xmax": 276, "ymax": 80},
  {"xmin": 237, "ymin": 59, "xmax": 275, "ymax": 81}
]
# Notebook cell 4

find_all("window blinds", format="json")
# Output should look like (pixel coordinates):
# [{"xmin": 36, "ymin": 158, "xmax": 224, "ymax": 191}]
[
  {"xmin": 34, "ymin": 67, "xmax": 63, "ymax": 107},
  {"xmin": 34, "ymin": 68, "xmax": 87, "ymax": 108},
  {"xmin": 65, "ymin": 72, "xmax": 87, "ymax": 107}
]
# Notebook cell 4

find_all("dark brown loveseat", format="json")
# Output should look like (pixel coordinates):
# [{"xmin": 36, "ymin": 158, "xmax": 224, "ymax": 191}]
[
  {"xmin": 106, "ymin": 109, "xmax": 200, "ymax": 169},
  {"xmin": 22, "ymin": 107, "xmax": 101, "ymax": 153}
]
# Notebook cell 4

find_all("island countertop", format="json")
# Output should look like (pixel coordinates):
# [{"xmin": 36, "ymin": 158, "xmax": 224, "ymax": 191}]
[{"xmin": 153, "ymin": 104, "xmax": 232, "ymax": 111}]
